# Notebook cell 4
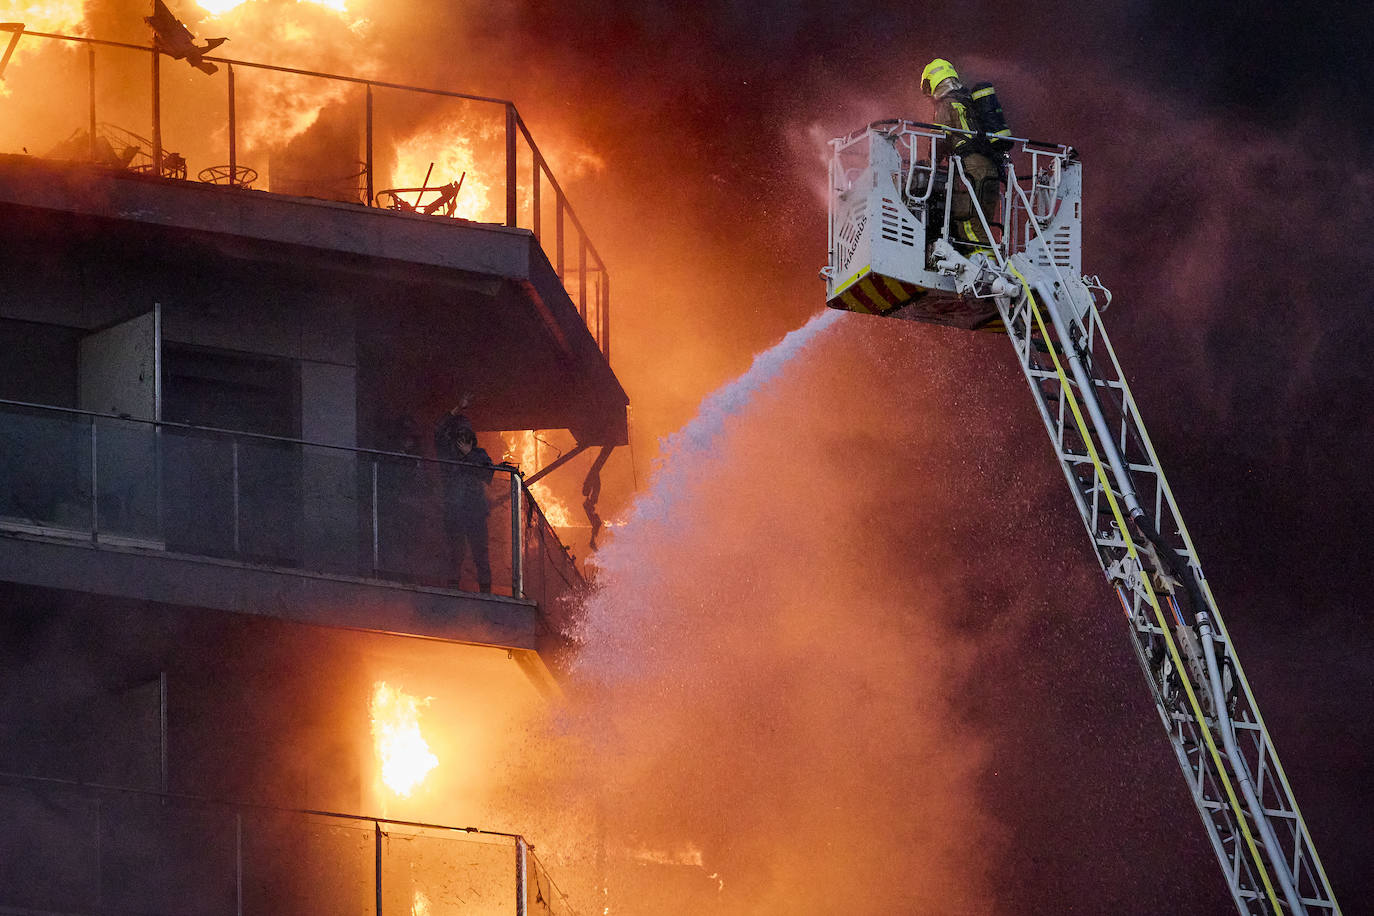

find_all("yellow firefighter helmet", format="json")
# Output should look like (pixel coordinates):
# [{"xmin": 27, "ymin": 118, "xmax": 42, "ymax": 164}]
[{"xmin": 920, "ymin": 58, "xmax": 959, "ymax": 96}]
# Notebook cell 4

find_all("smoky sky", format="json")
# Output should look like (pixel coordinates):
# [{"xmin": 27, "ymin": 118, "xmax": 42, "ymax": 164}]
[
  {"xmin": 5, "ymin": 0, "xmax": 1371, "ymax": 910},
  {"xmin": 432, "ymin": 3, "xmax": 1373, "ymax": 909}
]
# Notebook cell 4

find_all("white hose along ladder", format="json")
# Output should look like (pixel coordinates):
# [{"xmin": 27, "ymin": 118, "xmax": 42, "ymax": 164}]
[{"xmin": 824, "ymin": 121, "xmax": 1341, "ymax": 915}]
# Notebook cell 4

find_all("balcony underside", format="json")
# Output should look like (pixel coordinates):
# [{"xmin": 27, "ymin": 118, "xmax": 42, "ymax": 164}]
[
  {"xmin": 0, "ymin": 154, "xmax": 627, "ymax": 445},
  {"xmin": 0, "ymin": 526, "xmax": 552, "ymax": 657}
]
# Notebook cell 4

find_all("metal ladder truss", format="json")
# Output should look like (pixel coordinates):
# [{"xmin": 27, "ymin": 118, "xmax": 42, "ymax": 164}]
[{"xmin": 995, "ymin": 252, "xmax": 1340, "ymax": 915}]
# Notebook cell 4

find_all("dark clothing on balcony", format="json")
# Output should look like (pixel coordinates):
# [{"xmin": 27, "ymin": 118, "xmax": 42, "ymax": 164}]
[
  {"xmin": 440, "ymin": 446, "xmax": 494, "ymax": 592},
  {"xmin": 434, "ymin": 410, "xmax": 475, "ymax": 461}
]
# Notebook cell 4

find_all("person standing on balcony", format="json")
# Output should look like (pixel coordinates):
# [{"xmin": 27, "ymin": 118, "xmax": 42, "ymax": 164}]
[
  {"xmin": 434, "ymin": 416, "xmax": 494, "ymax": 593},
  {"xmin": 435, "ymin": 393, "xmax": 475, "ymax": 442},
  {"xmin": 920, "ymin": 58, "xmax": 1006, "ymax": 254}
]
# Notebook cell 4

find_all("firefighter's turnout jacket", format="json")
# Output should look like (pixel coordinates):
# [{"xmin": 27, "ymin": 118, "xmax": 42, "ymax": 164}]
[{"xmin": 932, "ymin": 80, "xmax": 1000, "ymax": 249}]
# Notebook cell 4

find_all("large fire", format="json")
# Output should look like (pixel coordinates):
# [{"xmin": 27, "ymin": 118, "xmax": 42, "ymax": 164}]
[
  {"xmin": 369, "ymin": 680, "xmax": 438, "ymax": 798},
  {"xmin": 1, "ymin": 1, "xmax": 85, "ymax": 34},
  {"xmin": 501, "ymin": 430, "xmax": 576, "ymax": 527},
  {"xmin": 198, "ymin": 0, "xmax": 348, "ymax": 14},
  {"xmin": 393, "ymin": 121, "xmax": 499, "ymax": 222},
  {"xmin": 0, "ymin": 1, "xmax": 85, "ymax": 95}
]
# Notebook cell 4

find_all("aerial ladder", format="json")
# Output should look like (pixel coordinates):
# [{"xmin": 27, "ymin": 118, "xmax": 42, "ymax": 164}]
[{"xmin": 821, "ymin": 119, "xmax": 1341, "ymax": 915}]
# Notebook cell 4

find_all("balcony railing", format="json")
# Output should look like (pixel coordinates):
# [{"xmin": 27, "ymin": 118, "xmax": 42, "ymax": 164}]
[
  {"xmin": 0, "ymin": 398, "xmax": 583, "ymax": 624},
  {"xmin": 0, "ymin": 27, "xmax": 610, "ymax": 360},
  {"xmin": 0, "ymin": 771, "xmax": 582, "ymax": 915}
]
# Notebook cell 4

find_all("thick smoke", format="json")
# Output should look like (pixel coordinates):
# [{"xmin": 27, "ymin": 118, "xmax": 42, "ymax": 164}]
[
  {"xmin": 562, "ymin": 314, "xmax": 1009, "ymax": 913},
  {"xmin": 2, "ymin": 0, "xmax": 1369, "ymax": 909}
]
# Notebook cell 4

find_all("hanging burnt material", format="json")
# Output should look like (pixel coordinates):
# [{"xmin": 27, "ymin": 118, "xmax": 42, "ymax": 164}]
[{"xmin": 144, "ymin": 0, "xmax": 226, "ymax": 76}]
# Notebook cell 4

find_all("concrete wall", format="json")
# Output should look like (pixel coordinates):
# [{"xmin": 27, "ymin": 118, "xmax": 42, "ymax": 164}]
[{"xmin": 0, "ymin": 229, "xmax": 359, "ymax": 448}]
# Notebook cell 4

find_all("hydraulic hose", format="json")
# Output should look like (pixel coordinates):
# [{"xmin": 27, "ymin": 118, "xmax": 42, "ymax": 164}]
[
  {"xmin": 1035, "ymin": 278, "xmax": 1145, "ymax": 520},
  {"xmin": 1033, "ymin": 275, "xmax": 1212, "ymax": 626},
  {"xmin": 1198, "ymin": 613, "xmax": 1307, "ymax": 915}
]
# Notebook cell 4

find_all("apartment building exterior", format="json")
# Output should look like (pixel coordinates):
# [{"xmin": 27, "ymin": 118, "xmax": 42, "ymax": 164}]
[{"xmin": 0, "ymin": 30, "xmax": 623, "ymax": 913}]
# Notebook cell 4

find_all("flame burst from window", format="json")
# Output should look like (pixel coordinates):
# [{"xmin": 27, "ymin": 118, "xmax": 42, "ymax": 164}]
[
  {"xmin": 501, "ymin": 430, "xmax": 575, "ymax": 527},
  {"xmin": 392, "ymin": 122, "xmax": 499, "ymax": 222},
  {"xmin": 370, "ymin": 680, "xmax": 438, "ymax": 797}
]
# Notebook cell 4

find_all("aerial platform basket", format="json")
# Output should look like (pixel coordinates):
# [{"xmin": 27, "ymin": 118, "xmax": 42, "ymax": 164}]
[{"xmin": 823, "ymin": 119, "xmax": 1082, "ymax": 331}]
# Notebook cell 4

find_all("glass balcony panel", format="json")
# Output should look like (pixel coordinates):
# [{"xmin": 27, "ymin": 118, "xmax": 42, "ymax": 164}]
[
  {"xmin": 93, "ymin": 415, "xmax": 160, "ymax": 545},
  {"xmin": 0, "ymin": 401, "xmax": 578, "ymax": 606},
  {"xmin": 484, "ymin": 468, "xmax": 517, "ymax": 597},
  {"xmin": 161, "ymin": 426, "xmax": 236, "ymax": 558},
  {"xmin": 372, "ymin": 451, "xmax": 444, "ymax": 585},
  {"xmin": 380, "ymin": 827, "xmax": 517, "ymax": 915},
  {"xmin": 524, "ymin": 504, "xmax": 581, "ymax": 634},
  {"xmin": 0, "ymin": 782, "xmax": 101, "ymax": 912},
  {"xmin": 529, "ymin": 851, "xmax": 580, "ymax": 916},
  {"xmin": 241, "ymin": 809, "xmax": 376, "ymax": 911},
  {"xmin": 235, "ymin": 436, "xmax": 304, "ymax": 568},
  {"xmin": 98, "ymin": 793, "xmax": 238, "ymax": 916},
  {"xmin": 300, "ymin": 441, "xmax": 361, "ymax": 576},
  {"xmin": 0, "ymin": 406, "xmax": 90, "ymax": 534}
]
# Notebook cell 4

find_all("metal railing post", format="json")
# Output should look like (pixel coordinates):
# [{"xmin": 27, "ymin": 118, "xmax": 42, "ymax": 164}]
[
  {"xmin": 365, "ymin": 84, "xmax": 374, "ymax": 206},
  {"xmin": 151, "ymin": 48, "xmax": 162, "ymax": 177},
  {"xmin": 578, "ymin": 235, "xmax": 587, "ymax": 319},
  {"xmin": 510, "ymin": 473, "xmax": 523, "ymax": 599},
  {"xmin": 235, "ymin": 812, "xmax": 243, "ymax": 916},
  {"xmin": 0, "ymin": 24, "xmax": 21, "ymax": 80},
  {"xmin": 602, "ymin": 271, "xmax": 611, "ymax": 360},
  {"xmin": 159, "ymin": 670, "xmax": 168, "ymax": 794},
  {"xmin": 532, "ymin": 157, "xmax": 541, "ymax": 240},
  {"xmin": 371, "ymin": 459, "xmax": 380, "ymax": 573},
  {"xmin": 94, "ymin": 797, "xmax": 102, "ymax": 910},
  {"xmin": 228, "ymin": 64, "xmax": 236, "ymax": 185},
  {"xmin": 374, "ymin": 821, "xmax": 383, "ymax": 915},
  {"xmin": 515, "ymin": 836, "xmax": 528, "ymax": 916},
  {"xmin": 87, "ymin": 46, "xmax": 97, "ymax": 161},
  {"xmin": 505, "ymin": 103, "xmax": 518, "ymax": 227},
  {"xmin": 90, "ymin": 417, "xmax": 99, "ymax": 542},
  {"xmin": 231, "ymin": 438, "xmax": 241, "ymax": 555},
  {"xmin": 555, "ymin": 194, "xmax": 565, "ymax": 278}
]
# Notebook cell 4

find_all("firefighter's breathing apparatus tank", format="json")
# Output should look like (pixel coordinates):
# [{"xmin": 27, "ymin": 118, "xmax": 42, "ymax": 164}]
[{"xmin": 969, "ymin": 83, "xmax": 1012, "ymax": 152}]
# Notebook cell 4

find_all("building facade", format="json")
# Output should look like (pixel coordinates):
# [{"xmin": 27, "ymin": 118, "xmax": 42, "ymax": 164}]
[{"xmin": 0, "ymin": 35, "xmax": 623, "ymax": 912}]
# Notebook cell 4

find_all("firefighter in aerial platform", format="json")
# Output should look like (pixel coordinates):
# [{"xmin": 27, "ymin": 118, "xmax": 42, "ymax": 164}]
[{"xmin": 920, "ymin": 58, "xmax": 1012, "ymax": 256}]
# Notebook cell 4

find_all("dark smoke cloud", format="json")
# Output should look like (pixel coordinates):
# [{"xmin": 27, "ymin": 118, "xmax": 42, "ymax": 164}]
[
  {"xmin": 4, "ymin": 0, "xmax": 1369, "ymax": 909},
  {"xmin": 413, "ymin": 8, "xmax": 1370, "ymax": 910}
]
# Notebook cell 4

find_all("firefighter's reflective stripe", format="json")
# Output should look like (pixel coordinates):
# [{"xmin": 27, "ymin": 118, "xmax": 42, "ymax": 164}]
[
  {"xmin": 970, "ymin": 83, "xmax": 1013, "ymax": 145},
  {"xmin": 828, "ymin": 270, "xmax": 923, "ymax": 316},
  {"xmin": 832, "ymin": 265, "xmax": 869, "ymax": 297},
  {"xmin": 949, "ymin": 101, "xmax": 974, "ymax": 133}
]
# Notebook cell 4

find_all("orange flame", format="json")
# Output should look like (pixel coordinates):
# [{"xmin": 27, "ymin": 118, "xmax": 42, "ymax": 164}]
[
  {"xmin": 199, "ymin": 0, "xmax": 348, "ymax": 12},
  {"xmin": 198, "ymin": 0, "xmax": 363, "ymax": 158},
  {"xmin": 0, "ymin": 1, "xmax": 86, "ymax": 95},
  {"xmin": 501, "ymin": 430, "xmax": 576, "ymax": 527},
  {"xmin": 2, "ymin": 1, "xmax": 85, "ymax": 34},
  {"xmin": 393, "ymin": 122, "xmax": 500, "ymax": 222},
  {"xmin": 370, "ymin": 680, "xmax": 438, "ymax": 797}
]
